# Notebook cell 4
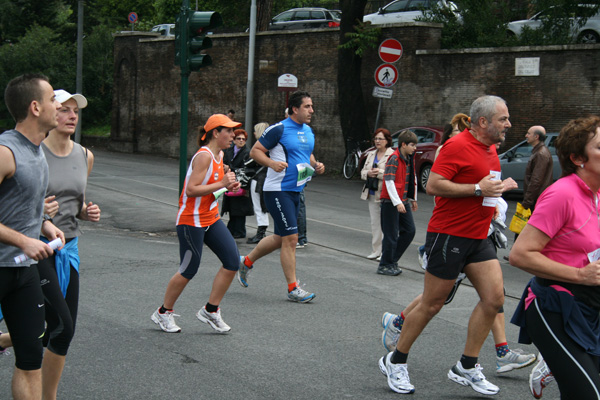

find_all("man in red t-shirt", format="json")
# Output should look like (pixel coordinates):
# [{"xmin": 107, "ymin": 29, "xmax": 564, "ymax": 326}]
[
  {"xmin": 377, "ymin": 130, "xmax": 418, "ymax": 276},
  {"xmin": 378, "ymin": 95, "xmax": 517, "ymax": 395}
]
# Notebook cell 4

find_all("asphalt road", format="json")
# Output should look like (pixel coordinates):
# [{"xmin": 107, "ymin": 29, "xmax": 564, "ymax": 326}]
[{"xmin": 0, "ymin": 149, "xmax": 559, "ymax": 399}]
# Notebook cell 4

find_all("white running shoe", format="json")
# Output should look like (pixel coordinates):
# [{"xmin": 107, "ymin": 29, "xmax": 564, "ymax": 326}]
[
  {"xmin": 151, "ymin": 308, "xmax": 181, "ymax": 333},
  {"xmin": 287, "ymin": 285, "xmax": 315, "ymax": 303},
  {"xmin": 237, "ymin": 256, "xmax": 250, "ymax": 288},
  {"xmin": 496, "ymin": 348, "xmax": 537, "ymax": 373},
  {"xmin": 448, "ymin": 361, "xmax": 499, "ymax": 395},
  {"xmin": 378, "ymin": 352, "xmax": 415, "ymax": 394},
  {"xmin": 196, "ymin": 306, "xmax": 231, "ymax": 333},
  {"xmin": 381, "ymin": 312, "xmax": 401, "ymax": 352},
  {"xmin": 529, "ymin": 354, "xmax": 554, "ymax": 399}
]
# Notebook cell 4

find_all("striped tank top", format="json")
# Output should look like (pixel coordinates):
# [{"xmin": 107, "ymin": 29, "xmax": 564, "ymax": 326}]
[{"xmin": 176, "ymin": 147, "xmax": 223, "ymax": 227}]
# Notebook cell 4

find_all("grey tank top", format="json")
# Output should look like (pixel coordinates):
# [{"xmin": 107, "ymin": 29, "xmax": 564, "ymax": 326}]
[
  {"xmin": 0, "ymin": 130, "xmax": 49, "ymax": 267},
  {"xmin": 42, "ymin": 142, "xmax": 88, "ymax": 238}
]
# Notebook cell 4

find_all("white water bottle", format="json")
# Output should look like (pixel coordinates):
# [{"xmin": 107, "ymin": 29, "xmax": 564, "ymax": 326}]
[{"xmin": 14, "ymin": 238, "xmax": 63, "ymax": 264}]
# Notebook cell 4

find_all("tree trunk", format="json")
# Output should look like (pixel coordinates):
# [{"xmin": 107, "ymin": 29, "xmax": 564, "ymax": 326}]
[
  {"xmin": 338, "ymin": 0, "xmax": 370, "ymax": 152},
  {"xmin": 256, "ymin": 0, "xmax": 273, "ymax": 32}
]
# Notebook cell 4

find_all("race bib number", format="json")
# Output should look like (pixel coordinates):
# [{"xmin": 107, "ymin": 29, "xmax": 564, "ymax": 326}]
[
  {"xmin": 296, "ymin": 163, "xmax": 315, "ymax": 186},
  {"xmin": 482, "ymin": 170, "xmax": 501, "ymax": 207}
]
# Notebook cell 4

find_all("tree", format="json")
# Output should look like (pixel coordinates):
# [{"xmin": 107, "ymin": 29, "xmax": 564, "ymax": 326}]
[
  {"xmin": 257, "ymin": 0, "xmax": 274, "ymax": 31},
  {"xmin": 337, "ymin": 0, "xmax": 373, "ymax": 150}
]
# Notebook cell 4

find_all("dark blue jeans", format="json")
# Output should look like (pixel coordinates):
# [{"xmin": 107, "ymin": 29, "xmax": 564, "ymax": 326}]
[{"xmin": 379, "ymin": 200, "xmax": 416, "ymax": 267}]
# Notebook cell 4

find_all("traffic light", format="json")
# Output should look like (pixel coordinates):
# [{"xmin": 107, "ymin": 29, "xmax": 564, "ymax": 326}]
[
  {"xmin": 188, "ymin": 11, "xmax": 223, "ymax": 71},
  {"xmin": 174, "ymin": 11, "xmax": 184, "ymax": 66}
]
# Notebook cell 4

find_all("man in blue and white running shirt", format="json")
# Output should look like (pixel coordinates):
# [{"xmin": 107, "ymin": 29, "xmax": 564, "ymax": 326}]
[{"xmin": 237, "ymin": 91, "xmax": 325, "ymax": 303}]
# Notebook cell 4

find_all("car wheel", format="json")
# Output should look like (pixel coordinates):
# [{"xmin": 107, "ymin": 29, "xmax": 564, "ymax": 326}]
[
  {"xmin": 578, "ymin": 30, "xmax": 600, "ymax": 44},
  {"xmin": 419, "ymin": 164, "xmax": 431, "ymax": 192}
]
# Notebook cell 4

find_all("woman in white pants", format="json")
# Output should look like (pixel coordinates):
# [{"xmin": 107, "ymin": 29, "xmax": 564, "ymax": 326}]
[
  {"xmin": 360, "ymin": 128, "xmax": 394, "ymax": 260},
  {"xmin": 247, "ymin": 122, "xmax": 270, "ymax": 244}
]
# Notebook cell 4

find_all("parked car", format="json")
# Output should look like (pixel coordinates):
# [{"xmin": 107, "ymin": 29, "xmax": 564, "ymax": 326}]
[
  {"xmin": 363, "ymin": 0, "xmax": 458, "ymax": 25},
  {"xmin": 506, "ymin": 4, "xmax": 600, "ymax": 44},
  {"xmin": 268, "ymin": 8, "xmax": 341, "ymax": 30},
  {"xmin": 151, "ymin": 24, "xmax": 175, "ymax": 36},
  {"xmin": 499, "ymin": 133, "xmax": 561, "ymax": 195},
  {"xmin": 357, "ymin": 126, "xmax": 443, "ymax": 192}
]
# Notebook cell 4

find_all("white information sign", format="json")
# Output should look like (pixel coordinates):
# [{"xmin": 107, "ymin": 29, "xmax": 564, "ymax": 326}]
[
  {"xmin": 515, "ymin": 57, "xmax": 540, "ymax": 76},
  {"xmin": 277, "ymin": 74, "xmax": 298, "ymax": 88},
  {"xmin": 372, "ymin": 86, "xmax": 393, "ymax": 99}
]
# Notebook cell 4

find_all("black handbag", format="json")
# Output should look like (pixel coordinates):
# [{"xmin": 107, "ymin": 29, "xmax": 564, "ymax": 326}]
[{"xmin": 365, "ymin": 176, "xmax": 379, "ymax": 191}]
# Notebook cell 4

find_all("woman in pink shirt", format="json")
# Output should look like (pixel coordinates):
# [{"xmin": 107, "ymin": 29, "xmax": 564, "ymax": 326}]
[{"xmin": 510, "ymin": 115, "xmax": 600, "ymax": 399}]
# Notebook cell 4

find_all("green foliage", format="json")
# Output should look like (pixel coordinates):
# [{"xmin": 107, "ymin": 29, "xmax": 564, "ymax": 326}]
[
  {"xmin": 338, "ymin": 21, "xmax": 381, "ymax": 57},
  {"xmin": 82, "ymin": 25, "xmax": 115, "ymax": 127},
  {"xmin": 513, "ymin": 1, "xmax": 600, "ymax": 46},
  {"xmin": 419, "ymin": 0, "xmax": 523, "ymax": 48},
  {"xmin": 0, "ymin": 25, "xmax": 75, "ymax": 128},
  {"xmin": 0, "ymin": 0, "xmax": 66, "ymax": 43},
  {"xmin": 82, "ymin": 124, "xmax": 111, "ymax": 137},
  {"xmin": 420, "ymin": 0, "xmax": 600, "ymax": 48}
]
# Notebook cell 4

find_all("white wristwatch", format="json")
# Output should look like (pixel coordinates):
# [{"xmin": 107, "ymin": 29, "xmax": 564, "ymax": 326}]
[{"xmin": 474, "ymin": 183, "xmax": 482, "ymax": 197}]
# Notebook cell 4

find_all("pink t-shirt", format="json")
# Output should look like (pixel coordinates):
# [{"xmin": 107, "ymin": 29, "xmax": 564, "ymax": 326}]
[
  {"xmin": 524, "ymin": 174, "xmax": 600, "ymax": 309},
  {"xmin": 528, "ymin": 173, "xmax": 600, "ymax": 269}
]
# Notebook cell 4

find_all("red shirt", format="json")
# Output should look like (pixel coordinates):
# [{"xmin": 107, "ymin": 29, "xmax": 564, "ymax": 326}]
[{"xmin": 427, "ymin": 129, "xmax": 501, "ymax": 239}]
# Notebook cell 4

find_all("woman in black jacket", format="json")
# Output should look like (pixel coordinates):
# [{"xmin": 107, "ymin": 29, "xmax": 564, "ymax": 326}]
[{"xmin": 222, "ymin": 129, "xmax": 254, "ymax": 238}]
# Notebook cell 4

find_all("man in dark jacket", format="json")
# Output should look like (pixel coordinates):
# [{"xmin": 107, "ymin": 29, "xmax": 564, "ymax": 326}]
[{"xmin": 522, "ymin": 125, "xmax": 553, "ymax": 211}]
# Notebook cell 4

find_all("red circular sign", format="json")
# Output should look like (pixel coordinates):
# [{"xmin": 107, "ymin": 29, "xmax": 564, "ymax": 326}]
[
  {"xmin": 375, "ymin": 64, "xmax": 399, "ymax": 87},
  {"xmin": 128, "ymin": 12, "xmax": 138, "ymax": 24},
  {"xmin": 378, "ymin": 39, "xmax": 403, "ymax": 63}
]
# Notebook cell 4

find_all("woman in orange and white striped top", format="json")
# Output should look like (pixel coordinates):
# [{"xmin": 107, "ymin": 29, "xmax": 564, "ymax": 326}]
[{"xmin": 151, "ymin": 114, "xmax": 243, "ymax": 334}]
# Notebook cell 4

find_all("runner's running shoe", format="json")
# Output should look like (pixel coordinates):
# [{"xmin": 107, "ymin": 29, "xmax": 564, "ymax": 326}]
[
  {"xmin": 151, "ymin": 308, "xmax": 181, "ymax": 333},
  {"xmin": 529, "ymin": 355, "xmax": 554, "ymax": 399},
  {"xmin": 378, "ymin": 352, "xmax": 415, "ymax": 394},
  {"xmin": 196, "ymin": 306, "xmax": 231, "ymax": 333},
  {"xmin": 496, "ymin": 349, "xmax": 536, "ymax": 373},
  {"xmin": 448, "ymin": 361, "xmax": 499, "ymax": 395},
  {"xmin": 381, "ymin": 312, "xmax": 401, "ymax": 352},
  {"xmin": 287, "ymin": 285, "xmax": 315, "ymax": 303},
  {"xmin": 237, "ymin": 256, "xmax": 250, "ymax": 288}
]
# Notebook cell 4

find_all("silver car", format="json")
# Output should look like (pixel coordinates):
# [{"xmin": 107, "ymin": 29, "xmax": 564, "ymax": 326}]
[
  {"xmin": 506, "ymin": 4, "xmax": 600, "ymax": 44},
  {"xmin": 499, "ymin": 133, "xmax": 561, "ymax": 194}
]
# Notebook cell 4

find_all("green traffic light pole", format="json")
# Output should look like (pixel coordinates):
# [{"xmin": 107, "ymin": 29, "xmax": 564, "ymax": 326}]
[{"xmin": 178, "ymin": 0, "xmax": 191, "ymax": 194}]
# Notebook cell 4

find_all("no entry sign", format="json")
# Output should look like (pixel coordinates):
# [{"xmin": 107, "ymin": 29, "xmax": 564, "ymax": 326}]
[
  {"xmin": 375, "ymin": 63, "xmax": 398, "ymax": 87},
  {"xmin": 378, "ymin": 39, "xmax": 403, "ymax": 63}
]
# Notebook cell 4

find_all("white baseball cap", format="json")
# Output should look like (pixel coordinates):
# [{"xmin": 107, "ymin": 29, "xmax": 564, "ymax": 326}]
[{"xmin": 54, "ymin": 89, "xmax": 88, "ymax": 109}]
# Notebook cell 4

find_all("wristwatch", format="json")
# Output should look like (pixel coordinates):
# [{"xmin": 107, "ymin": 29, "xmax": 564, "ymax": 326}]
[
  {"xmin": 43, "ymin": 214, "xmax": 53, "ymax": 223},
  {"xmin": 474, "ymin": 184, "xmax": 482, "ymax": 197}
]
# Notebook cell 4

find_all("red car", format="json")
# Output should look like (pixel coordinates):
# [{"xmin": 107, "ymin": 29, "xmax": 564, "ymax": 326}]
[{"xmin": 357, "ymin": 126, "xmax": 444, "ymax": 192}]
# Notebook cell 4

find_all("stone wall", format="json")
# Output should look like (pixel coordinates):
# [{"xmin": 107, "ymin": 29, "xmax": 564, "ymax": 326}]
[{"xmin": 111, "ymin": 25, "xmax": 600, "ymax": 170}]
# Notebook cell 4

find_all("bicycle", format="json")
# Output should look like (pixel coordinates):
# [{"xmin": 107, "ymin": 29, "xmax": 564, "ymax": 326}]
[{"xmin": 342, "ymin": 138, "xmax": 371, "ymax": 179}]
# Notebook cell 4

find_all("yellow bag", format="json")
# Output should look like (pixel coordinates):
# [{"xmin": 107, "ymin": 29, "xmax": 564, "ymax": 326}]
[{"xmin": 509, "ymin": 202, "xmax": 532, "ymax": 234}]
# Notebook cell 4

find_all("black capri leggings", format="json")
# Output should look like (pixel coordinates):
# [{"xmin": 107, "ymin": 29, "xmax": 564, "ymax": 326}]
[
  {"xmin": 37, "ymin": 257, "xmax": 79, "ymax": 356},
  {"xmin": 0, "ymin": 266, "xmax": 45, "ymax": 370},
  {"xmin": 526, "ymin": 298, "xmax": 600, "ymax": 400}
]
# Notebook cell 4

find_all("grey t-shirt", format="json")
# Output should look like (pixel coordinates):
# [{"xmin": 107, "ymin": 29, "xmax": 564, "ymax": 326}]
[
  {"xmin": 0, "ymin": 130, "xmax": 48, "ymax": 267},
  {"xmin": 42, "ymin": 142, "xmax": 88, "ymax": 238}
]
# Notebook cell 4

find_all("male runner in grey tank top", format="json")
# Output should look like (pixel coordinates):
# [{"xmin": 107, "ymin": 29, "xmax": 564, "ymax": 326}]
[{"xmin": 0, "ymin": 73, "xmax": 65, "ymax": 399}]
